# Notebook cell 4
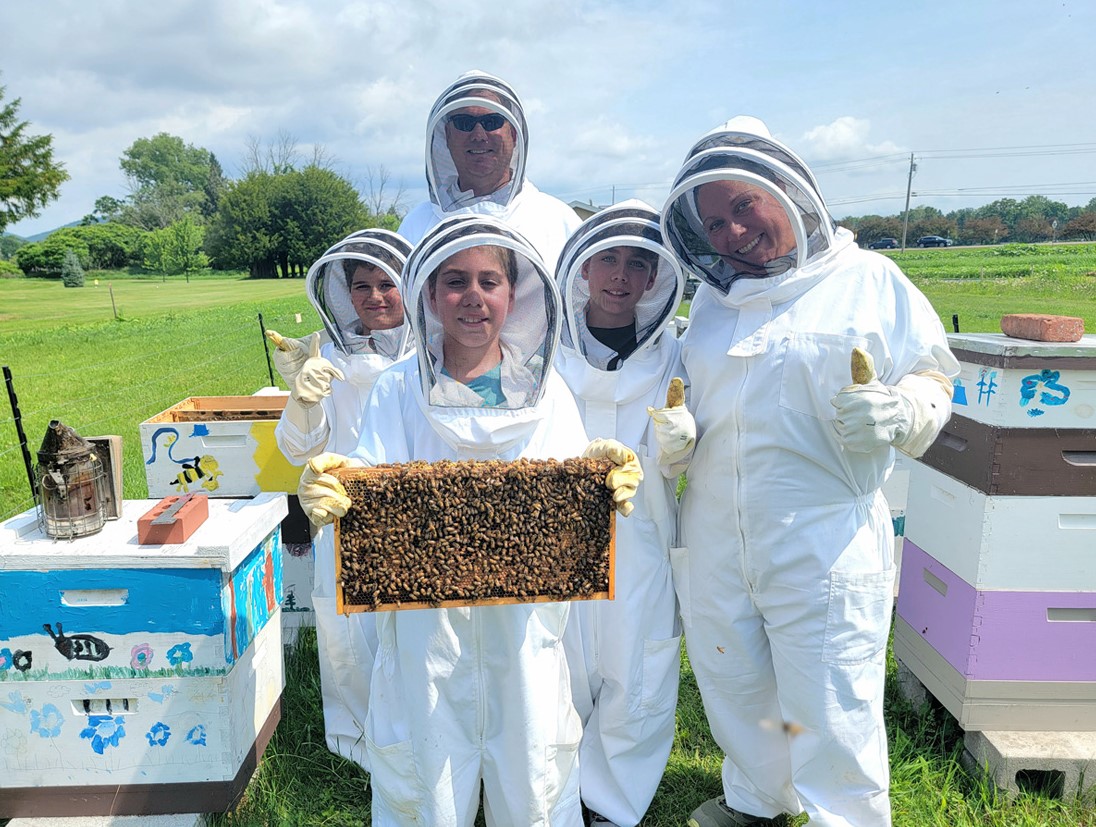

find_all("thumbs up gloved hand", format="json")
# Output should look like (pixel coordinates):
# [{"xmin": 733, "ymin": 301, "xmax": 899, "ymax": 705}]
[
  {"xmin": 298, "ymin": 452, "xmax": 364, "ymax": 526},
  {"xmin": 831, "ymin": 347, "xmax": 953, "ymax": 458},
  {"xmin": 267, "ymin": 329, "xmax": 315, "ymax": 387},
  {"xmin": 646, "ymin": 376, "xmax": 696, "ymax": 471},
  {"xmin": 582, "ymin": 438, "xmax": 643, "ymax": 517},
  {"xmin": 291, "ymin": 333, "xmax": 345, "ymax": 408}
]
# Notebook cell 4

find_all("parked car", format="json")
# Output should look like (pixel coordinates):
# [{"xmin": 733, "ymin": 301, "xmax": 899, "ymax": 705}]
[
  {"xmin": 867, "ymin": 237, "xmax": 899, "ymax": 250},
  {"xmin": 917, "ymin": 235, "xmax": 954, "ymax": 247}
]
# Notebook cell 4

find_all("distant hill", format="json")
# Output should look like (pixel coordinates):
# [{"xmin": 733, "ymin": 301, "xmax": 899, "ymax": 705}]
[{"xmin": 3, "ymin": 220, "xmax": 85, "ymax": 243}]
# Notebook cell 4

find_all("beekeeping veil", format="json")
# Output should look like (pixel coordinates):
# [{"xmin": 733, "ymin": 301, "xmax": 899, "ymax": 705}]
[
  {"xmin": 661, "ymin": 116, "xmax": 839, "ymax": 295},
  {"xmin": 424, "ymin": 70, "xmax": 528, "ymax": 212},
  {"xmin": 555, "ymin": 199, "xmax": 683, "ymax": 371},
  {"xmin": 306, "ymin": 228, "xmax": 413, "ymax": 359},
  {"xmin": 404, "ymin": 214, "xmax": 559, "ymax": 419}
]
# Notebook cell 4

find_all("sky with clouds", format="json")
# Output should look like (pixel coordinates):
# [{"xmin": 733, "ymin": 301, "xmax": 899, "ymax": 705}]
[{"xmin": 3, "ymin": 0, "xmax": 1095, "ymax": 237}]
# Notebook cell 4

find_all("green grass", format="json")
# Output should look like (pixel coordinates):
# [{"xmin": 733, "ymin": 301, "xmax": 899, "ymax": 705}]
[
  {"xmin": 3, "ymin": 253, "xmax": 1096, "ymax": 825},
  {"xmin": 0, "ymin": 273, "xmax": 322, "ymax": 522}
]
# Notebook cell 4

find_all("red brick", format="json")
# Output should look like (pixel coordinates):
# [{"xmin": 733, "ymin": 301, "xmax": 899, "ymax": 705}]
[
  {"xmin": 137, "ymin": 494, "xmax": 209, "ymax": 544},
  {"xmin": 1000, "ymin": 313, "xmax": 1084, "ymax": 342}
]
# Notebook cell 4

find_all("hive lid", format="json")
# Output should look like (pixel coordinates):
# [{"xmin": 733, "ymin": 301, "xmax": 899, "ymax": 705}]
[{"xmin": 947, "ymin": 333, "xmax": 1096, "ymax": 360}]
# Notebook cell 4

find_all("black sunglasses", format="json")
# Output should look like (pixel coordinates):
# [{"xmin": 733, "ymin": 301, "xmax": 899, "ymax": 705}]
[{"xmin": 448, "ymin": 113, "xmax": 508, "ymax": 133}]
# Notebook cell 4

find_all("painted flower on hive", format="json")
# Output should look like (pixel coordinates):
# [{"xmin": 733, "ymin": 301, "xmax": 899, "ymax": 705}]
[
  {"xmin": 185, "ymin": 724, "xmax": 207, "ymax": 746},
  {"xmin": 29, "ymin": 703, "xmax": 64, "ymax": 738},
  {"xmin": 0, "ymin": 691, "xmax": 27, "ymax": 714},
  {"xmin": 166, "ymin": 642, "xmax": 193, "ymax": 667},
  {"xmin": 0, "ymin": 648, "xmax": 12, "ymax": 671},
  {"xmin": 12, "ymin": 650, "xmax": 32, "ymax": 672},
  {"xmin": 146, "ymin": 721, "xmax": 171, "ymax": 747},
  {"xmin": 131, "ymin": 644, "xmax": 154, "ymax": 670},
  {"xmin": 80, "ymin": 714, "xmax": 126, "ymax": 755}
]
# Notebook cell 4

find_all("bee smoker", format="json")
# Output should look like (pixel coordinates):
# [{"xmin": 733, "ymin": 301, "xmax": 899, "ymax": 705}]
[{"xmin": 35, "ymin": 419, "xmax": 107, "ymax": 539}]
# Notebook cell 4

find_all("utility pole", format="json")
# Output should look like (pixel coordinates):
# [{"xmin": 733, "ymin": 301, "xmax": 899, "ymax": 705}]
[{"xmin": 900, "ymin": 153, "xmax": 916, "ymax": 251}]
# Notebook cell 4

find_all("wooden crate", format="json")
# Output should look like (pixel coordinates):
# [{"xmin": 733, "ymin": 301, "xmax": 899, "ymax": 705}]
[
  {"xmin": 140, "ymin": 395, "xmax": 302, "ymax": 497},
  {"xmin": 334, "ymin": 458, "xmax": 616, "ymax": 612}
]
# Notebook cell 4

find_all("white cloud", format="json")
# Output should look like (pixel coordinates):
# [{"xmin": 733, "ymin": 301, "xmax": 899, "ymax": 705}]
[{"xmin": 798, "ymin": 117, "xmax": 904, "ymax": 162}]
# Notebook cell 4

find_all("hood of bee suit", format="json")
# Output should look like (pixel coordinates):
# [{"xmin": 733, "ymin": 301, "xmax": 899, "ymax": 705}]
[
  {"xmin": 424, "ymin": 70, "xmax": 528, "ymax": 213},
  {"xmin": 402, "ymin": 214, "xmax": 562, "ymax": 451},
  {"xmin": 555, "ymin": 199, "xmax": 684, "ymax": 371},
  {"xmin": 661, "ymin": 115, "xmax": 841, "ymax": 295},
  {"xmin": 306, "ymin": 228, "xmax": 413, "ymax": 360}
]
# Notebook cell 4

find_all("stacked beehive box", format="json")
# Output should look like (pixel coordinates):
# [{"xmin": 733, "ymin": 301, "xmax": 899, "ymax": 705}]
[
  {"xmin": 895, "ymin": 332, "xmax": 1096, "ymax": 733},
  {"xmin": 0, "ymin": 494, "xmax": 287, "ymax": 818},
  {"xmin": 141, "ymin": 393, "xmax": 316, "ymax": 636}
]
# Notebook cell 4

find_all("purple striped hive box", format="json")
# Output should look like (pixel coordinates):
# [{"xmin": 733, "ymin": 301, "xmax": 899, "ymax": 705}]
[
  {"xmin": 0, "ymin": 494, "xmax": 287, "ymax": 818},
  {"xmin": 897, "ymin": 539, "xmax": 1096, "ymax": 685},
  {"xmin": 920, "ymin": 412, "xmax": 1096, "ymax": 496},
  {"xmin": 904, "ymin": 462, "xmax": 1096, "ymax": 592},
  {"xmin": 894, "ymin": 615, "xmax": 1096, "ymax": 731},
  {"xmin": 947, "ymin": 333, "xmax": 1096, "ymax": 429}
]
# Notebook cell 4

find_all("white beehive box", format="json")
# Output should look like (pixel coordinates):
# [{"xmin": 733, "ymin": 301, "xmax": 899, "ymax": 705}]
[
  {"xmin": 0, "ymin": 494, "xmax": 287, "ymax": 818},
  {"xmin": 140, "ymin": 396, "xmax": 303, "ymax": 498},
  {"xmin": 947, "ymin": 332, "xmax": 1096, "ymax": 429},
  {"xmin": 904, "ymin": 463, "xmax": 1096, "ymax": 592}
]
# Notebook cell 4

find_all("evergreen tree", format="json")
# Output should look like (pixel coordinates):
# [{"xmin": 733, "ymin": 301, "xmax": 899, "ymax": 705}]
[{"xmin": 60, "ymin": 248, "xmax": 85, "ymax": 287}]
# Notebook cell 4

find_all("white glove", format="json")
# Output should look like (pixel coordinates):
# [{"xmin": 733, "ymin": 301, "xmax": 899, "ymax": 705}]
[
  {"xmin": 647, "ymin": 377, "xmax": 695, "ymax": 469},
  {"xmin": 582, "ymin": 438, "xmax": 643, "ymax": 517},
  {"xmin": 267, "ymin": 329, "xmax": 314, "ymax": 387},
  {"xmin": 292, "ymin": 334, "xmax": 345, "ymax": 408},
  {"xmin": 297, "ymin": 452, "xmax": 362, "ymax": 526},
  {"xmin": 831, "ymin": 348, "xmax": 952, "ymax": 458},
  {"xmin": 831, "ymin": 380, "xmax": 914, "ymax": 453}
]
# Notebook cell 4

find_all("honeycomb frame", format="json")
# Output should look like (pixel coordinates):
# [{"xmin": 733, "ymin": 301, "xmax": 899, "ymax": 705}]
[{"xmin": 333, "ymin": 458, "xmax": 616, "ymax": 613}]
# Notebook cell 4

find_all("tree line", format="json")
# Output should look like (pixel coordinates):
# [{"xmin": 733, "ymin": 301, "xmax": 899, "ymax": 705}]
[
  {"xmin": 1, "ymin": 78, "xmax": 403, "ymax": 280},
  {"xmin": 841, "ymin": 196, "xmax": 1096, "ymax": 247}
]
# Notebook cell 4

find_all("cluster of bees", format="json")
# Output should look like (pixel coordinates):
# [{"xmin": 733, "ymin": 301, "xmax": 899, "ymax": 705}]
[{"xmin": 335, "ymin": 457, "xmax": 616, "ymax": 611}]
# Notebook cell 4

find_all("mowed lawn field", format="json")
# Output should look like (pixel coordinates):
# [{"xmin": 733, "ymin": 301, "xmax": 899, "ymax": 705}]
[{"xmin": 2, "ymin": 244, "xmax": 1096, "ymax": 826}]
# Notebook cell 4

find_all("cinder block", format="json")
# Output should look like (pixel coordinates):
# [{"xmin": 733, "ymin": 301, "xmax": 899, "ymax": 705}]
[
  {"xmin": 962, "ymin": 729, "xmax": 1096, "ymax": 800},
  {"xmin": 895, "ymin": 657, "xmax": 930, "ymax": 709},
  {"xmin": 1001, "ymin": 313, "xmax": 1084, "ymax": 343},
  {"xmin": 7, "ymin": 815, "xmax": 205, "ymax": 827}
]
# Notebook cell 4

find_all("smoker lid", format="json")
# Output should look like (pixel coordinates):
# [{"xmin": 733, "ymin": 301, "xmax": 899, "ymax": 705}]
[{"xmin": 36, "ymin": 419, "xmax": 93, "ymax": 466}]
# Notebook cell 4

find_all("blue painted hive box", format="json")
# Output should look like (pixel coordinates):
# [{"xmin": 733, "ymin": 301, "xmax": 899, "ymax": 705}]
[{"xmin": 0, "ymin": 493, "xmax": 288, "ymax": 818}]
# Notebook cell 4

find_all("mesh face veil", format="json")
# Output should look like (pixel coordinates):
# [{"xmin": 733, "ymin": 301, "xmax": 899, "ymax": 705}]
[
  {"xmin": 404, "ymin": 214, "xmax": 560, "ymax": 410},
  {"xmin": 306, "ymin": 229, "xmax": 413, "ymax": 359},
  {"xmin": 555, "ymin": 199, "xmax": 684, "ymax": 371},
  {"xmin": 661, "ymin": 117, "xmax": 839, "ymax": 295},
  {"xmin": 424, "ymin": 70, "xmax": 528, "ymax": 212}
]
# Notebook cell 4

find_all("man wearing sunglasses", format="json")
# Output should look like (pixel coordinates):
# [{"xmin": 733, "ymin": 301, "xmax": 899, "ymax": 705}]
[{"xmin": 399, "ymin": 70, "xmax": 581, "ymax": 270}]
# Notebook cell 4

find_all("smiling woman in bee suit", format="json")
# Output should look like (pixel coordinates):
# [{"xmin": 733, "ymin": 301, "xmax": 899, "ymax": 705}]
[
  {"xmin": 661, "ymin": 117, "xmax": 959, "ymax": 827},
  {"xmin": 398, "ymin": 70, "xmax": 581, "ymax": 270},
  {"xmin": 554, "ymin": 200, "xmax": 689, "ymax": 827},
  {"xmin": 266, "ymin": 228, "xmax": 413, "ymax": 775},
  {"xmin": 295, "ymin": 214, "xmax": 643, "ymax": 826}
]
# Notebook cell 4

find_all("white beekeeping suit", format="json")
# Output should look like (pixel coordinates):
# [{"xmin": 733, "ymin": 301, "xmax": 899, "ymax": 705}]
[
  {"xmin": 554, "ymin": 200, "xmax": 685, "ymax": 826},
  {"xmin": 398, "ymin": 70, "xmax": 581, "ymax": 271},
  {"xmin": 351, "ymin": 215, "xmax": 590, "ymax": 826},
  {"xmin": 273, "ymin": 228, "xmax": 413, "ymax": 774},
  {"xmin": 661, "ymin": 118, "xmax": 959, "ymax": 827}
]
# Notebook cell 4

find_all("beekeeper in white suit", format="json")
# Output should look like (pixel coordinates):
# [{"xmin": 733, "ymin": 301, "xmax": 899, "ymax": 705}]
[
  {"xmin": 554, "ymin": 201, "xmax": 689, "ymax": 826},
  {"xmin": 660, "ymin": 117, "xmax": 959, "ymax": 827},
  {"xmin": 266, "ymin": 228, "xmax": 413, "ymax": 773},
  {"xmin": 296, "ymin": 214, "xmax": 644, "ymax": 827},
  {"xmin": 399, "ymin": 70, "xmax": 581, "ymax": 270}
]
